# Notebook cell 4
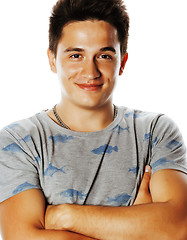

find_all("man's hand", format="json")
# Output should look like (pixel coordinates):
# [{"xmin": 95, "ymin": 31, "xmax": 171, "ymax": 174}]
[
  {"xmin": 45, "ymin": 204, "xmax": 73, "ymax": 230},
  {"xmin": 134, "ymin": 165, "xmax": 152, "ymax": 205}
]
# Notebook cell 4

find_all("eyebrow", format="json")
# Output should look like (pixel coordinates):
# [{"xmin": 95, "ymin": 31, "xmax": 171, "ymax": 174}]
[
  {"xmin": 64, "ymin": 46, "xmax": 116, "ymax": 54},
  {"xmin": 64, "ymin": 48, "xmax": 84, "ymax": 53},
  {"xmin": 100, "ymin": 47, "xmax": 116, "ymax": 54}
]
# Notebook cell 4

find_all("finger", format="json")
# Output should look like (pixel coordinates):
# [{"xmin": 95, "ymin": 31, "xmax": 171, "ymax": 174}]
[
  {"xmin": 145, "ymin": 165, "xmax": 151, "ymax": 173},
  {"xmin": 140, "ymin": 165, "xmax": 152, "ymax": 191}
]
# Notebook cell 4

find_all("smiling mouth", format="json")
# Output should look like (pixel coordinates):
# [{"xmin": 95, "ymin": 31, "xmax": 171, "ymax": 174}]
[{"xmin": 76, "ymin": 84, "xmax": 103, "ymax": 91}]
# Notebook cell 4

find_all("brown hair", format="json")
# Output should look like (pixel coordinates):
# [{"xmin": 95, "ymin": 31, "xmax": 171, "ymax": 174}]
[{"xmin": 49, "ymin": 0, "xmax": 129, "ymax": 57}]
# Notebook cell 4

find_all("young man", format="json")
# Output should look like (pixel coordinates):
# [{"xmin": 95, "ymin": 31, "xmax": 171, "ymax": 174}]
[{"xmin": 0, "ymin": 0, "xmax": 187, "ymax": 239}]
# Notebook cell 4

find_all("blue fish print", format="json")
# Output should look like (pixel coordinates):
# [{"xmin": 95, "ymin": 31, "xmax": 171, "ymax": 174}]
[
  {"xmin": 49, "ymin": 134, "xmax": 74, "ymax": 145},
  {"xmin": 23, "ymin": 135, "xmax": 32, "ymax": 142},
  {"xmin": 92, "ymin": 144, "xmax": 118, "ymax": 155},
  {"xmin": 34, "ymin": 155, "xmax": 41, "ymax": 164},
  {"xmin": 13, "ymin": 182, "xmax": 38, "ymax": 195},
  {"xmin": 7, "ymin": 123, "xmax": 20, "ymax": 129},
  {"xmin": 44, "ymin": 163, "xmax": 66, "ymax": 177},
  {"xmin": 125, "ymin": 112, "xmax": 146, "ymax": 119},
  {"xmin": 18, "ymin": 135, "xmax": 32, "ymax": 143},
  {"xmin": 143, "ymin": 133, "xmax": 157, "ymax": 148},
  {"xmin": 166, "ymin": 140, "xmax": 182, "ymax": 150},
  {"xmin": 151, "ymin": 158, "xmax": 174, "ymax": 169},
  {"xmin": 134, "ymin": 113, "xmax": 147, "ymax": 119},
  {"xmin": 125, "ymin": 112, "xmax": 134, "ymax": 118},
  {"xmin": 107, "ymin": 193, "xmax": 131, "ymax": 206},
  {"xmin": 60, "ymin": 189, "xmax": 87, "ymax": 201},
  {"xmin": 152, "ymin": 137, "xmax": 158, "ymax": 148},
  {"xmin": 112, "ymin": 124, "xmax": 129, "ymax": 134},
  {"xmin": 143, "ymin": 133, "xmax": 151, "ymax": 142},
  {"xmin": 2, "ymin": 143, "xmax": 23, "ymax": 154},
  {"xmin": 128, "ymin": 166, "xmax": 137, "ymax": 174}
]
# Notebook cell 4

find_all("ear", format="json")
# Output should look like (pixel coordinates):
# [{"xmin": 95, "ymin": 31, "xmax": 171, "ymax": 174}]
[
  {"xmin": 47, "ymin": 49, "xmax": 57, "ymax": 73},
  {"xmin": 119, "ymin": 52, "xmax": 128, "ymax": 76}
]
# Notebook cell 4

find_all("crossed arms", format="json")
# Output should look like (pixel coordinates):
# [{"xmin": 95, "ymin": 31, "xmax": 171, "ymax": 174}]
[{"xmin": 0, "ymin": 166, "xmax": 187, "ymax": 240}]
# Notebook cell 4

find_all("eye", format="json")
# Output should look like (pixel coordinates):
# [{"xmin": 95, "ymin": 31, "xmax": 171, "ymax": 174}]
[
  {"xmin": 70, "ymin": 54, "xmax": 82, "ymax": 60},
  {"xmin": 99, "ymin": 54, "xmax": 112, "ymax": 60}
]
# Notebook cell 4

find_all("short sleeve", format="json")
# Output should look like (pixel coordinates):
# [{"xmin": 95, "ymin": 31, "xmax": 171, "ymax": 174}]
[
  {"xmin": 149, "ymin": 115, "xmax": 187, "ymax": 175},
  {"xmin": 0, "ymin": 127, "xmax": 41, "ymax": 203}
]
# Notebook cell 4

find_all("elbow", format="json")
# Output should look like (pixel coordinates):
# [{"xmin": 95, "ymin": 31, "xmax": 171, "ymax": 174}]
[
  {"xmin": 178, "ymin": 212, "xmax": 187, "ymax": 240},
  {"xmin": 168, "ymin": 218, "xmax": 187, "ymax": 240},
  {"xmin": 167, "ymin": 201, "xmax": 187, "ymax": 240},
  {"xmin": 180, "ymin": 219, "xmax": 187, "ymax": 240},
  {"xmin": 2, "ymin": 227, "xmax": 45, "ymax": 240}
]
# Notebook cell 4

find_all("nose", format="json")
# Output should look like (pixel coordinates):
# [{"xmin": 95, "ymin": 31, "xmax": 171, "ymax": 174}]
[{"xmin": 81, "ymin": 58, "xmax": 101, "ymax": 80}]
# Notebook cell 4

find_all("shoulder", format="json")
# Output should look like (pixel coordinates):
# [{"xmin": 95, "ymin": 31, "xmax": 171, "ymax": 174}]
[
  {"xmin": 120, "ymin": 106, "xmax": 164, "ymax": 128},
  {"xmin": 121, "ymin": 106, "xmax": 178, "ymax": 129},
  {"xmin": 119, "ymin": 106, "xmax": 185, "ymax": 144},
  {"xmin": 0, "ymin": 111, "xmax": 46, "ymax": 143}
]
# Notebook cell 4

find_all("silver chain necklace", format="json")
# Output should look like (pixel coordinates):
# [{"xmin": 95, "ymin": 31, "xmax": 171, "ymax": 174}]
[
  {"xmin": 52, "ymin": 105, "xmax": 69, "ymax": 129},
  {"xmin": 52, "ymin": 104, "xmax": 118, "ymax": 130}
]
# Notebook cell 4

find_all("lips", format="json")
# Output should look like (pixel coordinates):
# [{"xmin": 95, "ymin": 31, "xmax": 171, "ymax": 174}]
[{"xmin": 76, "ymin": 83, "xmax": 103, "ymax": 91}]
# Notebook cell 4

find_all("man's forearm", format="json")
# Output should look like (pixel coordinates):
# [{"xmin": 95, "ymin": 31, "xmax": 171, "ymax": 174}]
[
  {"xmin": 45, "ymin": 169, "xmax": 187, "ymax": 240},
  {"xmin": 66, "ymin": 201, "xmax": 186, "ymax": 240},
  {"xmin": 32, "ymin": 228, "xmax": 97, "ymax": 240}
]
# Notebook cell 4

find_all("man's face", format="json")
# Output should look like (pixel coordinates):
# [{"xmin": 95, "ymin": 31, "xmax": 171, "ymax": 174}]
[{"xmin": 49, "ymin": 20, "xmax": 127, "ymax": 109}]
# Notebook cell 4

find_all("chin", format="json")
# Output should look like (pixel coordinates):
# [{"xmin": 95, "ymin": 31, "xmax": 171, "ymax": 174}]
[
  {"xmin": 69, "ymin": 90, "xmax": 112, "ymax": 109},
  {"xmin": 74, "ymin": 97, "xmax": 112, "ymax": 110}
]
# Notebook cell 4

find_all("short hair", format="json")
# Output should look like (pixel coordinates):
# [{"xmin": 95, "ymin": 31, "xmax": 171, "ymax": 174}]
[{"xmin": 49, "ymin": 0, "xmax": 130, "ymax": 57}]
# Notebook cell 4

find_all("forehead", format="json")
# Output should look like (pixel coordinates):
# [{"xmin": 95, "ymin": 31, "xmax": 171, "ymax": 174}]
[{"xmin": 59, "ymin": 20, "xmax": 120, "ymax": 49}]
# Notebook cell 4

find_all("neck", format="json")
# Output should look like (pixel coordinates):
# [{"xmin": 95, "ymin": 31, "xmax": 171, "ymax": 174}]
[{"xmin": 55, "ymin": 100, "xmax": 115, "ymax": 132}]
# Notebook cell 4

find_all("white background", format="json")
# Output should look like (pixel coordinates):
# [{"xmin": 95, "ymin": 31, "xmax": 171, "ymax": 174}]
[{"xmin": 0, "ymin": 0, "xmax": 186, "ymax": 238}]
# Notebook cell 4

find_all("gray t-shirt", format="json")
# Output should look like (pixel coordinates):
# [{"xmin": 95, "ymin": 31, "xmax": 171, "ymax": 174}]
[{"xmin": 0, "ymin": 106, "xmax": 186, "ymax": 206}]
